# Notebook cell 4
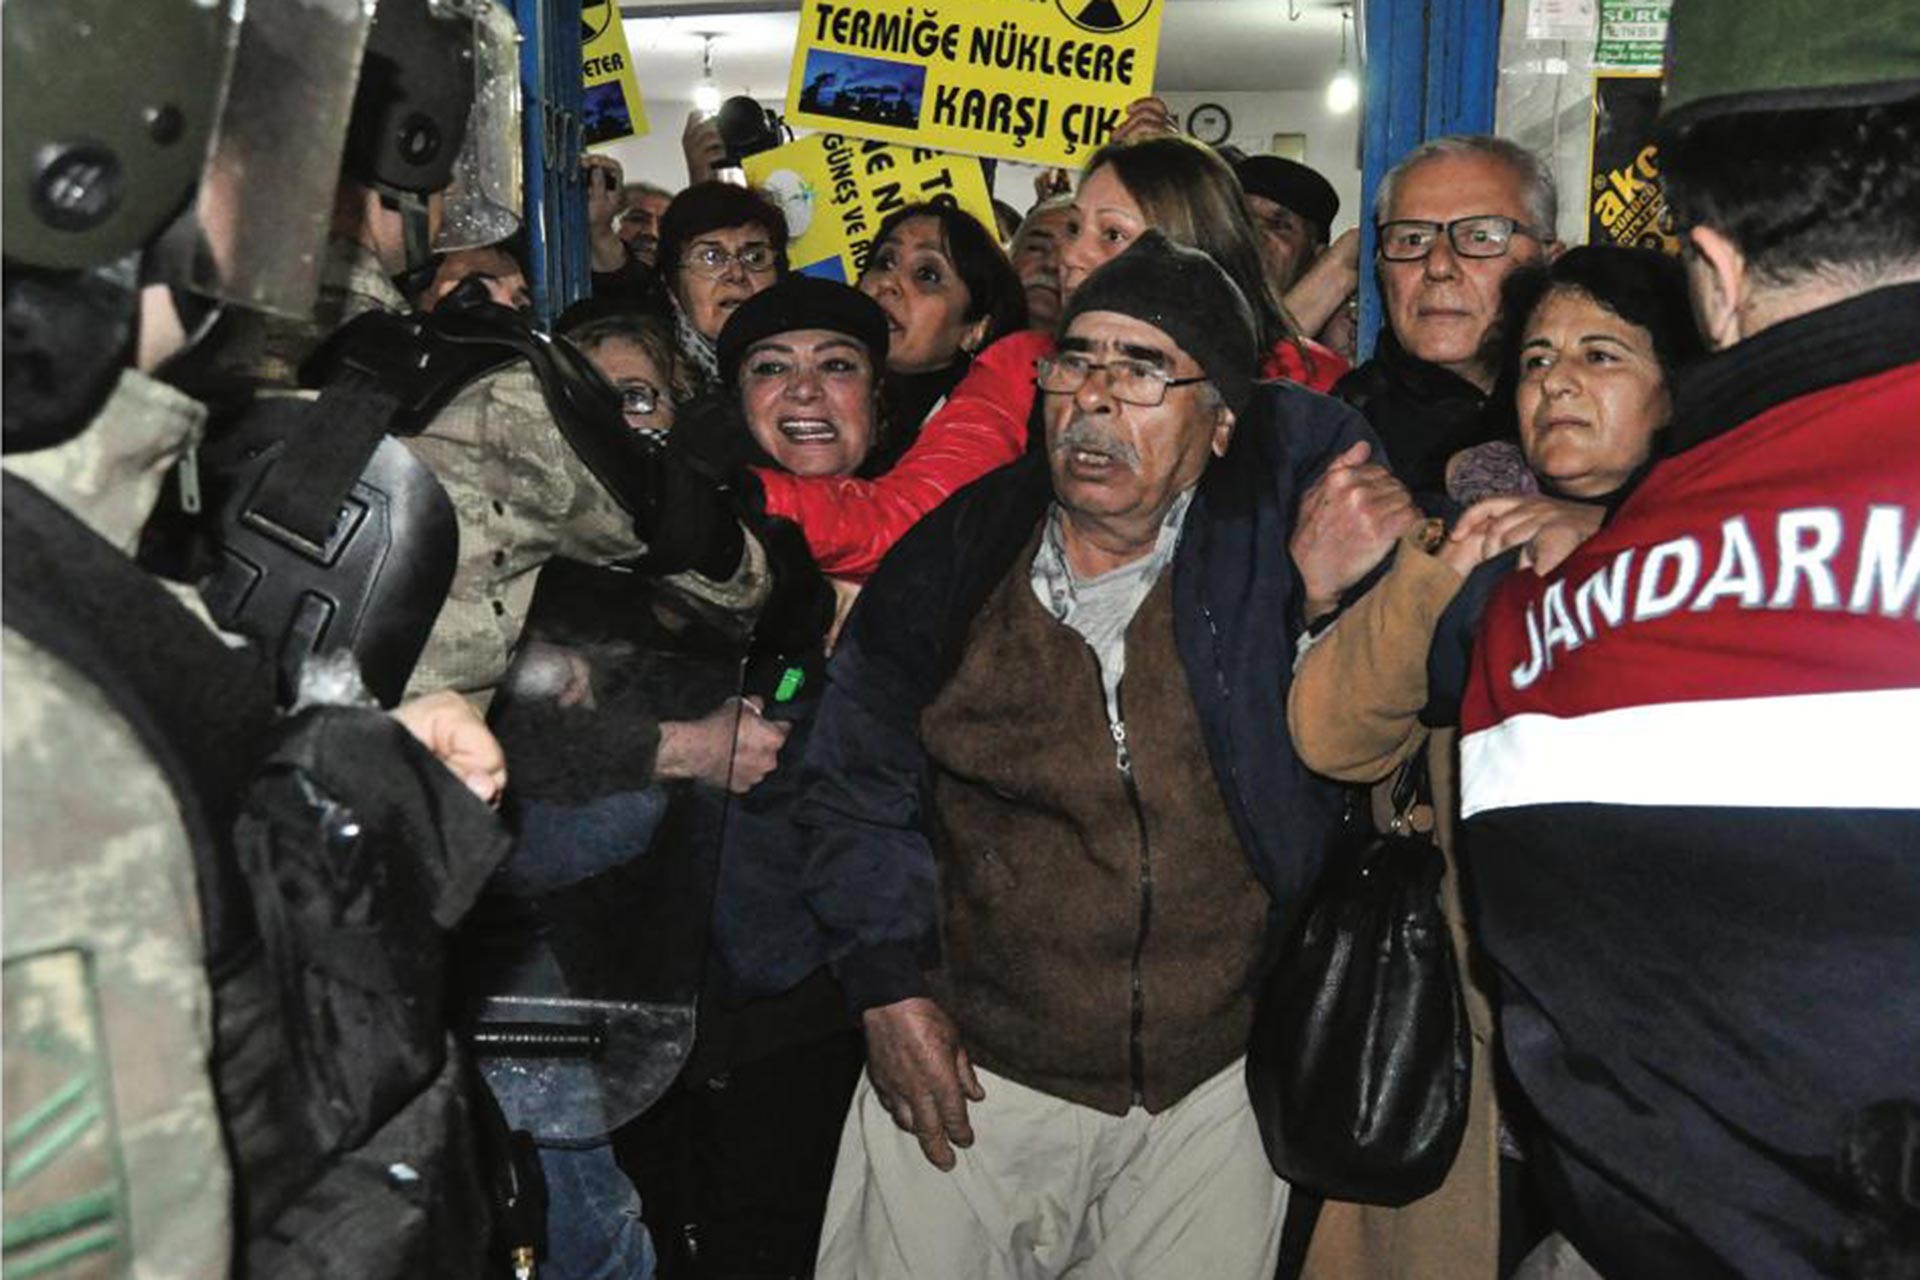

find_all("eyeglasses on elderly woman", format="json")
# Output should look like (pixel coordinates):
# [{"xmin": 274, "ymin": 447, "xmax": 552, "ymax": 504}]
[{"xmin": 681, "ymin": 242, "xmax": 779, "ymax": 278}]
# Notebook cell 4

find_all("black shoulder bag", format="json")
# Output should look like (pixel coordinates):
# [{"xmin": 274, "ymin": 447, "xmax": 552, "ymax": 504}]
[{"xmin": 1246, "ymin": 754, "xmax": 1470, "ymax": 1208}]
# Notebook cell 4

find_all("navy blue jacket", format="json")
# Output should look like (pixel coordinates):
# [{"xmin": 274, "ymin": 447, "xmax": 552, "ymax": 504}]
[{"xmin": 793, "ymin": 380, "xmax": 1380, "ymax": 1011}]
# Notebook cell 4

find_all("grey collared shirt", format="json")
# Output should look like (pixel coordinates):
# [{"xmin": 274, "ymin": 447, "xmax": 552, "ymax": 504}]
[{"xmin": 1030, "ymin": 488, "xmax": 1194, "ymax": 721}]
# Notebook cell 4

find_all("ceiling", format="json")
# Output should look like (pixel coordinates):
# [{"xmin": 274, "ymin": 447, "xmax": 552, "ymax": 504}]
[{"xmin": 620, "ymin": 0, "xmax": 1350, "ymax": 103}]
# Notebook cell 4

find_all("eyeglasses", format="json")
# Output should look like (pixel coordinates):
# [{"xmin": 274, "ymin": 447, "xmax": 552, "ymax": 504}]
[
  {"xmin": 1376, "ymin": 215, "xmax": 1542, "ymax": 262},
  {"xmin": 616, "ymin": 381, "xmax": 661, "ymax": 417},
  {"xmin": 681, "ymin": 242, "xmax": 778, "ymax": 278},
  {"xmin": 1035, "ymin": 352, "xmax": 1209, "ymax": 407}
]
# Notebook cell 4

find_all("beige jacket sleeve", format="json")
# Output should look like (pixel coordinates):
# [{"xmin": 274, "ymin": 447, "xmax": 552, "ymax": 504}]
[{"xmin": 1288, "ymin": 522, "xmax": 1468, "ymax": 782}]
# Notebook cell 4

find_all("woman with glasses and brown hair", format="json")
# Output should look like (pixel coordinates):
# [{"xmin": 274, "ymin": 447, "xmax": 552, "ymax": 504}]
[
  {"xmin": 559, "ymin": 310, "xmax": 694, "ymax": 444},
  {"xmin": 749, "ymin": 132, "xmax": 1348, "ymax": 585},
  {"xmin": 655, "ymin": 181, "xmax": 790, "ymax": 398}
]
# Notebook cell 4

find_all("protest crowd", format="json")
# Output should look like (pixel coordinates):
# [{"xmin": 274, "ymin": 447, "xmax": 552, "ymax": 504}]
[{"xmin": 2, "ymin": 0, "xmax": 1915, "ymax": 1278}]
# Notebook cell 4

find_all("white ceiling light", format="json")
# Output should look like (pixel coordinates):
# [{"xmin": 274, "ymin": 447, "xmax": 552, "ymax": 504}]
[
  {"xmin": 1326, "ymin": 5, "xmax": 1358, "ymax": 114},
  {"xmin": 693, "ymin": 33, "xmax": 721, "ymax": 114}
]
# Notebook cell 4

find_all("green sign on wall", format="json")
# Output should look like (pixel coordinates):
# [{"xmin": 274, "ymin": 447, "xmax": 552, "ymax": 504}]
[{"xmin": 1595, "ymin": 0, "xmax": 1669, "ymax": 69}]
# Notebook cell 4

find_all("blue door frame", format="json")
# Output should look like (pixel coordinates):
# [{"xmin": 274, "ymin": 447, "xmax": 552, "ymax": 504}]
[
  {"xmin": 1357, "ymin": 0, "xmax": 1502, "ymax": 358},
  {"xmin": 514, "ymin": 0, "xmax": 592, "ymax": 327}
]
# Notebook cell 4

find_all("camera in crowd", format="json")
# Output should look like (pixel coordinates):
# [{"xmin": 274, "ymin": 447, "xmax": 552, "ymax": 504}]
[{"xmin": 715, "ymin": 95, "xmax": 788, "ymax": 169}]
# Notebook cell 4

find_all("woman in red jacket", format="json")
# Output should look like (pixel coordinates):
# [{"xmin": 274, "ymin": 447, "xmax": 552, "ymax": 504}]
[
  {"xmin": 756, "ymin": 134, "xmax": 1349, "ymax": 581},
  {"xmin": 855, "ymin": 201, "xmax": 1028, "ymax": 472}
]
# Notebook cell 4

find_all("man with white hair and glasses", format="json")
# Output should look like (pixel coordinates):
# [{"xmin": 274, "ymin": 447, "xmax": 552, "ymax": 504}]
[{"xmin": 1335, "ymin": 135, "xmax": 1561, "ymax": 506}]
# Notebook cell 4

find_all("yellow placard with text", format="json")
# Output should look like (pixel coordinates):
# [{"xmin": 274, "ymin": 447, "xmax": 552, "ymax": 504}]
[
  {"xmin": 582, "ymin": 0, "xmax": 650, "ymax": 147},
  {"xmin": 1588, "ymin": 74, "xmax": 1678, "ymax": 253},
  {"xmin": 785, "ymin": 0, "xmax": 1162, "ymax": 169},
  {"xmin": 744, "ymin": 133, "xmax": 997, "ymax": 284}
]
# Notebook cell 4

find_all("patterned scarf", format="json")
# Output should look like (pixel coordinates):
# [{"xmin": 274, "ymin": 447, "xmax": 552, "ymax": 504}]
[{"xmin": 672, "ymin": 294, "xmax": 720, "ymax": 391}]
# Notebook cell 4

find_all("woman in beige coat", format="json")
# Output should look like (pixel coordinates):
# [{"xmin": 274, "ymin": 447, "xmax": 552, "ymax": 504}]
[{"xmin": 1287, "ymin": 245, "xmax": 1704, "ymax": 1278}]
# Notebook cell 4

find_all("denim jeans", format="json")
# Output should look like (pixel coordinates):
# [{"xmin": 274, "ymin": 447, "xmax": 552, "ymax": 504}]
[
  {"xmin": 500, "ymin": 789, "xmax": 670, "ymax": 895},
  {"xmin": 490, "ymin": 790, "xmax": 672, "ymax": 1279},
  {"xmin": 537, "ymin": 1142, "xmax": 656, "ymax": 1280}
]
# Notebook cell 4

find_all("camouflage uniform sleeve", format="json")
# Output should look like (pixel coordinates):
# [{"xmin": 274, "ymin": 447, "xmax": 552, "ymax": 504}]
[
  {"xmin": 403, "ymin": 363, "xmax": 767, "ymax": 702},
  {"xmin": 2, "ymin": 631, "xmax": 234, "ymax": 1280}
]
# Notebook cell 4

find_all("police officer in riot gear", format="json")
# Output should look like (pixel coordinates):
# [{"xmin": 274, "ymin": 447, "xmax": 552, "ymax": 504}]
[
  {"xmin": 179, "ymin": 0, "xmax": 527, "ymax": 705},
  {"xmin": 159, "ymin": 4, "xmax": 835, "ymax": 1276},
  {"xmin": 3, "ymin": 1, "xmax": 523, "ymax": 1274}
]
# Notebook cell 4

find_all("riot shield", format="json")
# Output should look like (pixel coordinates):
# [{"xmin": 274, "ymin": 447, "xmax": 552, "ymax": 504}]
[{"xmin": 464, "ymin": 556, "xmax": 766, "ymax": 1147}]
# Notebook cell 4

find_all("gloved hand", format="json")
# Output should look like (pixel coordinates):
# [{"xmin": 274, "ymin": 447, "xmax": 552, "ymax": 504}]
[
  {"xmin": 629, "ymin": 438, "xmax": 747, "ymax": 581},
  {"xmin": 659, "ymin": 391, "xmax": 768, "ymax": 482}
]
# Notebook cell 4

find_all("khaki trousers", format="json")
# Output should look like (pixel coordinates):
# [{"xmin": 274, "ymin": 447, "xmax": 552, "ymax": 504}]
[{"xmin": 816, "ymin": 1057, "xmax": 1287, "ymax": 1279}]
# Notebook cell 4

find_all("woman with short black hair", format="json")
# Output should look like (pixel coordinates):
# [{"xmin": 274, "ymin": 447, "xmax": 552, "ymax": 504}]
[
  {"xmin": 856, "ymin": 202, "xmax": 1026, "ymax": 464},
  {"xmin": 619, "ymin": 274, "xmax": 894, "ymax": 1280},
  {"xmin": 1281, "ymin": 241, "xmax": 1703, "ymax": 1280}
]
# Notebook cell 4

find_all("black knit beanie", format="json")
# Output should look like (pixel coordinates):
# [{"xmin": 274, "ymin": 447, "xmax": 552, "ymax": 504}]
[
  {"xmin": 1060, "ymin": 231, "xmax": 1258, "ymax": 418},
  {"xmin": 716, "ymin": 275, "xmax": 891, "ymax": 388}
]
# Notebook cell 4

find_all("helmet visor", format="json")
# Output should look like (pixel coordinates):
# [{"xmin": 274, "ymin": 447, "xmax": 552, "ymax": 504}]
[
  {"xmin": 434, "ymin": 0, "xmax": 523, "ymax": 252},
  {"xmin": 187, "ymin": 0, "xmax": 374, "ymax": 317}
]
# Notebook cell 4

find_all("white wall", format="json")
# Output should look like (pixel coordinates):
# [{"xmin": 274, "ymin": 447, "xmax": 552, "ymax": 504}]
[
  {"xmin": 594, "ymin": 90, "xmax": 1363, "ymax": 237},
  {"xmin": 595, "ymin": 99, "xmax": 709, "ymax": 191}
]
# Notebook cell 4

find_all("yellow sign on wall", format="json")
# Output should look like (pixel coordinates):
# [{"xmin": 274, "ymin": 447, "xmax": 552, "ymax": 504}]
[
  {"xmin": 744, "ymin": 133, "xmax": 997, "ymax": 284},
  {"xmin": 1588, "ymin": 74, "xmax": 1677, "ymax": 254},
  {"xmin": 582, "ymin": 0, "xmax": 650, "ymax": 147},
  {"xmin": 784, "ymin": 0, "xmax": 1163, "ymax": 169}
]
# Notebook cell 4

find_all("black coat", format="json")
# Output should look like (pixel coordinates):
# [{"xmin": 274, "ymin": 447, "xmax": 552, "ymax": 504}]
[
  {"xmin": 1334, "ymin": 328, "xmax": 1515, "ymax": 512},
  {"xmin": 792, "ymin": 379, "xmax": 1382, "ymax": 1012}
]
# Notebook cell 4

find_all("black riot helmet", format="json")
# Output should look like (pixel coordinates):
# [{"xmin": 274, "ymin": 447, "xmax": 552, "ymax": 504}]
[
  {"xmin": 3, "ymin": 0, "xmax": 226, "ymax": 452},
  {"xmin": 2, "ymin": 0, "xmax": 226, "ymax": 273},
  {"xmin": 343, "ymin": 0, "xmax": 525, "ymax": 276},
  {"xmin": 346, "ymin": 0, "xmax": 476, "ymax": 197},
  {"xmin": 2, "ymin": 0, "xmax": 379, "ymax": 453}
]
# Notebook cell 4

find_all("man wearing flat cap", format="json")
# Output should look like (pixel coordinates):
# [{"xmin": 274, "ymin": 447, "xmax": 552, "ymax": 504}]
[
  {"xmin": 1236, "ymin": 154, "xmax": 1341, "ymax": 297},
  {"xmin": 796, "ymin": 232, "xmax": 1388, "ymax": 1273},
  {"xmin": 1458, "ymin": 2, "xmax": 1920, "ymax": 1277}
]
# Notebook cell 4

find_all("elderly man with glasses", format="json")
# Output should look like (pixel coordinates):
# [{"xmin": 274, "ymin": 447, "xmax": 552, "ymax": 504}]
[
  {"xmin": 798, "ymin": 232, "xmax": 1396, "ymax": 1275},
  {"xmin": 1335, "ymin": 135, "xmax": 1562, "ymax": 506}
]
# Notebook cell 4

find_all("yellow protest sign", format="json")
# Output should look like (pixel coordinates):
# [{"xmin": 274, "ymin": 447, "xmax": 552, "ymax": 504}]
[
  {"xmin": 784, "ymin": 0, "xmax": 1163, "ymax": 169},
  {"xmin": 581, "ymin": 0, "xmax": 649, "ymax": 147},
  {"xmin": 744, "ymin": 133, "xmax": 997, "ymax": 284}
]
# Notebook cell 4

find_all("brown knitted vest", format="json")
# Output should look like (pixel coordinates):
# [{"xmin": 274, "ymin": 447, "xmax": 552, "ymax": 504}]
[{"xmin": 919, "ymin": 532, "xmax": 1270, "ymax": 1115}]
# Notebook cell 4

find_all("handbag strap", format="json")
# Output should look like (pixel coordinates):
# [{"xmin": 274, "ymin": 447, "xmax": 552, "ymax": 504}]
[
  {"xmin": 1385, "ymin": 750, "xmax": 1432, "ymax": 838},
  {"xmin": 1275, "ymin": 1190, "xmax": 1323, "ymax": 1279}
]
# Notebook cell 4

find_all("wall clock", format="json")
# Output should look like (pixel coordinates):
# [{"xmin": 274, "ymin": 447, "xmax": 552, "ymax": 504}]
[{"xmin": 1186, "ymin": 102, "xmax": 1233, "ymax": 145}]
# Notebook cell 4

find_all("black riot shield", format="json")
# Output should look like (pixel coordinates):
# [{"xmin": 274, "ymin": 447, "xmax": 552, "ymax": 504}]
[{"xmin": 463, "ymin": 556, "xmax": 767, "ymax": 1146}]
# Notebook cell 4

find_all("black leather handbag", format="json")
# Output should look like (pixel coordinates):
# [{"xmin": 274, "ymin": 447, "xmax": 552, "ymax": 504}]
[{"xmin": 1246, "ymin": 757, "xmax": 1471, "ymax": 1207}]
